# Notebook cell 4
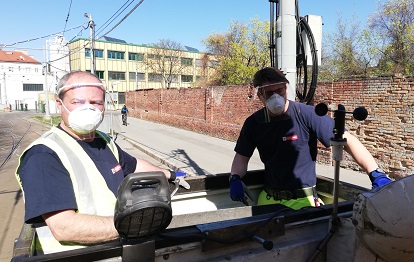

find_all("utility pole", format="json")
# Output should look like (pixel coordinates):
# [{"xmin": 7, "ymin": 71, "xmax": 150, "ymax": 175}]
[
  {"xmin": 85, "ymin": 13, "xmax": 95, "ymax": 74},
  {"xmin": 1, "ymin": 72, "xmax": 6, "ymax": 106},
  {"xmin": 135, "ymin": 63, "xmax": 138, "ymax": 90},
  {"xmin": 44, "ymin": 40, "xmax": 51, "ymax": 119},
  {"xmin": 277, "ymin": 0, "xmax": 296, "ymax": 101}
]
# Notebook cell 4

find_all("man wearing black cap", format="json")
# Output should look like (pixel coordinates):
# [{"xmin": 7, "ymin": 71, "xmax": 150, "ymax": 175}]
[{"xmin": 229, "ymin": 67, "xmax": 392, "ymax": 209}]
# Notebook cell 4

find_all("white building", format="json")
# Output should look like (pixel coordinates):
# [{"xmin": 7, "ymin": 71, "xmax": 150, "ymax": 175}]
[
  {"xmin": 0, "ymin": 35, "xmax": 70, "ymax": 113},
  {"xmin": 48, "ymin": 35, "xmax": 70, "ymax": 80},
  {"xmin": 0, "ymin": 50, "xmax": 44, "ymax": 111}
]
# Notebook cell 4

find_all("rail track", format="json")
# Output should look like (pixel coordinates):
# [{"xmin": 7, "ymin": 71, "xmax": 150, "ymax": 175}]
[{"xmin": 0, "ymin": 111, "xmax": 51, "ymax": 171}]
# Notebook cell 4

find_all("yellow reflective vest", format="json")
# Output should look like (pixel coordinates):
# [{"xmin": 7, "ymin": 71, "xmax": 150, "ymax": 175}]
[{"xmin": 15, "ymin": 127, "xmax": 119, "ymax": 254}]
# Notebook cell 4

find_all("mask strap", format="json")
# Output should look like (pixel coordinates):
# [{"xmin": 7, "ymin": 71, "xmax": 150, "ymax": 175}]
[
  {"xmin": 264, "ymin": 107, "xmax": 271, "ymax": 123},
  {"xmin": 59, "ymin": 99, "xmax": 71, "ymax": 113}
]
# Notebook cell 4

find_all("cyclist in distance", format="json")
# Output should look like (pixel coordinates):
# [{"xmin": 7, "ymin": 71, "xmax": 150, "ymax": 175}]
[{"xmin": 121, "ymin": 105, "xmax": 128, "ymax": 126}]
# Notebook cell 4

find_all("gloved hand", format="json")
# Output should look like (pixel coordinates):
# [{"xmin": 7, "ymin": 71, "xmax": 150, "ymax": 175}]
[
  {"xmin": 229, "ymin": 174, "xmax": 254, "ymax": 205},
  {"xmin": 169, "ymin": 171, "xmax": 190, "ymax": 190},
  {"xmin": 369, "ymin": 169, "xmax": 393, "ymax": 189}
]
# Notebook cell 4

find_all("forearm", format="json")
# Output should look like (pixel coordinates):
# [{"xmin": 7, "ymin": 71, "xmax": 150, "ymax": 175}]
[
  {"xmin": 135, "ymin": 158, "xmax": 171, "ymax": 179},
  {"xmin": 231, "ymin": 153, "xmax": 250, "ymax": 178},
  {"xmin": 343, "ymin": 131, "xmax": 378, "ymax": 173},
  {"xmin": 44, "ymin": 210, "xmax": 118, "ymax": 244}
]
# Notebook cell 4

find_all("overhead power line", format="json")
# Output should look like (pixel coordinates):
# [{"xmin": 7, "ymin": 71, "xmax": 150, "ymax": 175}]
[
  {"xmin": 12, "ymin": 0, "xmax": 145, "ymax": 66},
  {"xmin": 62, "ymin": 0, "xmax": 74, "ymax": 38},
  {"xmin": 98, "ymin": 0, "xmax": 145, "ymax": 39},
  {"xmin": 4, "ymin": 24, "xmax": 87, "ymax": 48},
  {"xmin": 94, "ymin": 0, "xmax": 135, "ymax": 37}
]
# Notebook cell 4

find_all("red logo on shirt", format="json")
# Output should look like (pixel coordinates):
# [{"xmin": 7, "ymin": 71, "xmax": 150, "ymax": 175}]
[
  {"xmin": 283, "ymin": 135, "xmax": 298, "ymax": 141},
  {"xmin": 111, "ymin": 164, "xmax": 122, "ymax": 174}
]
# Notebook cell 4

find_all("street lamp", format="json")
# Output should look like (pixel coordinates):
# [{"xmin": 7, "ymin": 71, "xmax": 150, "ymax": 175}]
[
  {"xmin": 44, "ymin": 40, "xmax": 51, "ymax": 119},
  {"xmin": 111, "ymin": 81, "xmax": 121, "ymax": 110},
  {"xmin": 110, "ymin": 81, "xmax": 121, "ymax": 137}
]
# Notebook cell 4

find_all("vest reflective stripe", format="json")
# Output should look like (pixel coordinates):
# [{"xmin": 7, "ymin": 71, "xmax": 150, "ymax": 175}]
[{"xmin": 15, "ymin": 127, "xmax": 119, "ymax": 254}]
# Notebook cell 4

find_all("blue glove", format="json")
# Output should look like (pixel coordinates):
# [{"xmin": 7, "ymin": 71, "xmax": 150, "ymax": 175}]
[
  {"xmin": 229, "ymin": 174, "xmax": 254, "ymax": 204},
  {"xmin": 369, "ymin": 169, "xmax": 393, "ymax": 189},
  {"xmin": 169, "ymin": 171, "xmax": 190, "ymax": 189}
]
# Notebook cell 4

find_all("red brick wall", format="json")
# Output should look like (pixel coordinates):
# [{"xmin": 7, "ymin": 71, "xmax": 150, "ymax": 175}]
[{"xmin": 127, "ymin": 76, "xmax": 414, "ymax": 178}]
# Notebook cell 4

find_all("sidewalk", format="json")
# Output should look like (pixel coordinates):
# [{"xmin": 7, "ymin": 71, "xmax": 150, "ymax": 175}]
[{"xmin": 114, "ymin": 116, "xmax": 372, "ymax": 189}]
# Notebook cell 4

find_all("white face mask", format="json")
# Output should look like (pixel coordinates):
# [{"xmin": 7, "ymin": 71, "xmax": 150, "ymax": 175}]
[
  {"xmin": 265, "ymin": 93, "xmax": 285, "ymax": 115},
  {"xmin": 61, "ymin": 101, "xmax": 103, "ymax": 134}
]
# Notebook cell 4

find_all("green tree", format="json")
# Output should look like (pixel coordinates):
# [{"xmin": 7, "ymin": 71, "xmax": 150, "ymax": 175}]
[
  {"xmin": 369, "ymin": 0, "xmax": 414, "ymax": 75},
  {"xmin": 203, "ymin": 18, "xmax": 270, "ymax": 85},
  {"xmin": 323, "ymin": 14, "xmax": 369, "ymax": 79}
]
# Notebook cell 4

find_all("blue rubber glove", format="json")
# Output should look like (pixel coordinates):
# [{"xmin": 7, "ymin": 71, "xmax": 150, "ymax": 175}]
[
  {"xmin": 229, "ymin": 175, "xmax": 254, "ymax": 204},
  {"xmin": 169, "ymin": 171, "xmax": 190, "ymax": 189},
  {"xmin": 369, "ymin": 169, "xmax": 393, "ymax": 189}
]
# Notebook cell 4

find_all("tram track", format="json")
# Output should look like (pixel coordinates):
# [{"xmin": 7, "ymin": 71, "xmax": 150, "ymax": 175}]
[
  {"xmin": 0, "ymin": 119, "xmax": 31, "ymax": 170},
  {"xmin": 0, "ymin": 112, "xmax": 50, "ymax": 171},
  {"xmin": 0, "ymin": 111, "xmax": 53, "ymax": 262}
]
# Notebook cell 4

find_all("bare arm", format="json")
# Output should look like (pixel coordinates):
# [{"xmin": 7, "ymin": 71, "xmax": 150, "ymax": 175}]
[
  {"xmin": 44, "ymin": 210, "xmax": 118, "ymax": 244},
  {"xmin": 343, "ymin": 131, "xmax": 378, "ymax": 174},
  {"xmin": 43, "ymin": 160, "xmax": 174, "ymax": 244},
  {"xmin": 230, "ymin": 153, "xmax": 250, "ymax": 178},
  {"xmin": 135, "ymin": 158, "xmax": 171, "ymax": 179}
]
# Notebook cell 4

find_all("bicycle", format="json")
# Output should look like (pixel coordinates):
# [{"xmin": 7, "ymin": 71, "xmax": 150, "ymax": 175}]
[{"xmin": 122, "ymin": 113, "xmax": 127, "ymax": 126}]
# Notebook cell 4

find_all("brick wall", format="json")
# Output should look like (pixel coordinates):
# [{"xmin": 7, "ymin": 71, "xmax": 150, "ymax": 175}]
[{"xmin": 127, "ymin": 76, "xmax": 414, "ymax": 178}]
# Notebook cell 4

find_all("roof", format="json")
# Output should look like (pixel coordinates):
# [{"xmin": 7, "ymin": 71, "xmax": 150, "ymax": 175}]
[
  {"xmin": 184, "ymin": 46, "xmax": 199, "ymax": 52},
  {"xmin": 102, "ymin": 36, "xmax": 127, "ymax": 43},
  {"xmin": 0, "ymin": 50, "xmax": 41, "ymax": 64}
]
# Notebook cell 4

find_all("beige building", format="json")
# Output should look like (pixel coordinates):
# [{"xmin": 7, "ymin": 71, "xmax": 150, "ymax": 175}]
[{"xmin": 68, "ymin": 37, "xmax": 217, "ymax": 106}]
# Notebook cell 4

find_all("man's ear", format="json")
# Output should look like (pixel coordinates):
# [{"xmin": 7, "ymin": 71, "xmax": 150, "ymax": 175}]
[{"xmin": 56, "ymin": 97, "xmax": 63, "ymax": 113}]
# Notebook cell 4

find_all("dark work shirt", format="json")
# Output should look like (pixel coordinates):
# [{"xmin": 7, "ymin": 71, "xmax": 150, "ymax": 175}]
[
  {"xmin": 18, "ymin": 126, "xmax": 137, "ymax": 224},
  {"xmin": 235, "ymin": 101, "xmax": 334, "ymax": 190}
]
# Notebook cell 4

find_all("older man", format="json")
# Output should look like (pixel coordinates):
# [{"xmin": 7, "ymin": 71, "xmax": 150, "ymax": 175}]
[{"xmin": 16, "ymin": 71, "xmax": 188, "ymax": 254}]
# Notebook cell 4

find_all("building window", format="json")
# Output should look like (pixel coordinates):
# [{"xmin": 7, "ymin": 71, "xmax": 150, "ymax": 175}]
[
  {"xmin": 147, "ymin": 54, "xmax": 161, "ymax": 60},
  {"xmin": 196, "ymin": 59, "xmax": 203, "ymax": 67},
  {"xmin": 23, "ymin": 83, "xmax": 43, "ymax": 91},
  {"xmin": 108, "ymin": 50, "xmax": 125, "ymax": 60},
  {"xmin": 181, "ymin": 75, "xmax": 193, "ymax": 83},
  {"xmin": 86, "ymin": 70, "xmax": 105, "ymax": 79},
  {"xmin": 118, "ymin": 92, "xmax": 125, "ymax": 104},
  {"xmin": 108, "ymin": 71, "xmax": 125, "ymax": 80},
  {"xmin": 129, "ymin": 72, "xmax": 145, "ymax": 81},
  {"xmin": 210, "ymin": 60, "xmax": 219, "ymax": 68},
  {"xmin": 181, "ymin": 57, "xmax": 193, "ymax": 66},
  {"xmin": 166, "ymin": 75, "xmax": 179, "ymax": 83},
  {"xmin": 165, "ymin": 56, "xmax": 179, "ymax": 62},
  {"xmin": 95, "ymin": 49, "xmax": 104, "ymax": 58},
  {"xmin": 85, "ymin": 48, "xmax": 104, "ymax": 58},
  {"xmin": 95, "ymin": 71, "xmax": 104, "ymax": 79},
  {"xmin": 128, "ymin": 52, "xmax": 144, "ymax": 61},
  {"xmin": 148, "ymin": 73, "xmax": 162, "ymax": 82}
]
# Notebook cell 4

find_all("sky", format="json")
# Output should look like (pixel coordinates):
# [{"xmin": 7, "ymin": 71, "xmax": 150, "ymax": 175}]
[{"xmin": 0, "ymin": 0, "xmax": 385, "ymax": 63}]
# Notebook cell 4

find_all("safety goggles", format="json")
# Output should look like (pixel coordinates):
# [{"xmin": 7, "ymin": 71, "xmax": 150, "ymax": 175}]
[
  {"xmin": 57, "ymin": 83, "xmax": 105, "ymax": 95},
  {"xmin": 256, "ymin": 82, "xmax": 287, "ymax": 99}
]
